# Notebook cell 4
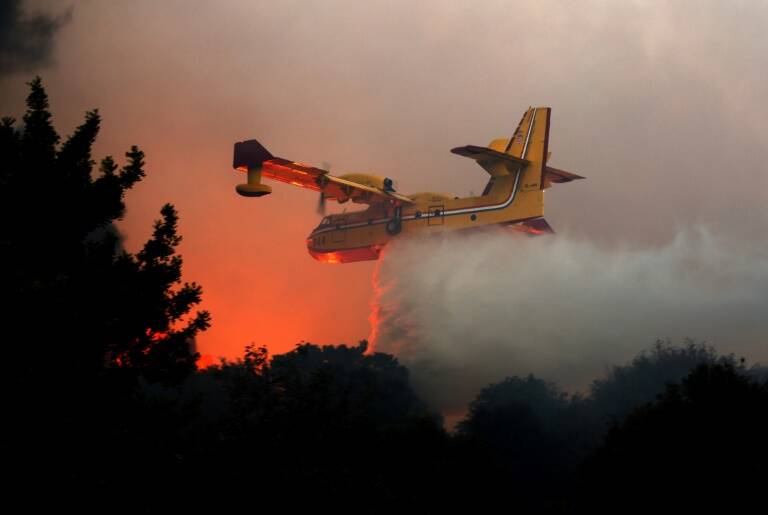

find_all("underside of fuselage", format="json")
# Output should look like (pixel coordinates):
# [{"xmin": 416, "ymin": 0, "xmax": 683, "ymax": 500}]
[
  {"xmin": 308, "ymin": 244, "xmax": 383, "ymax": 264},
  {"xmin": 305, "ymin": 209, "xmax": 554, "ymax": 264}
]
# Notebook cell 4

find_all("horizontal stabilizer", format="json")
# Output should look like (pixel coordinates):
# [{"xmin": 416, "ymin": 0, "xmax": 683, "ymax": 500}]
[
  {"xmin": 451, "ymin": 145, "xmax": 530, "ymax": 168},
  {"xmin": 544, "ymin": 166, "xmax": 584, "ymax": 184}
]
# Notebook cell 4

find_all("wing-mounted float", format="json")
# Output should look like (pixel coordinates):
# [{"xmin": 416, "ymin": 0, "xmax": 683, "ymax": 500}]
[{"xmin": 232, "ymin": 107, "xmax": 584, "ymax": 263}]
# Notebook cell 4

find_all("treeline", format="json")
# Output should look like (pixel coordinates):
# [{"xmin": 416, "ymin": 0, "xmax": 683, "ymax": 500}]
[
  {"xmin": 146, "ymin": 339, "xmax": 768, "ymax": 512},
  {"xmin": 2, "ymin": 80, "xmax": 767, "ymax": 512}
]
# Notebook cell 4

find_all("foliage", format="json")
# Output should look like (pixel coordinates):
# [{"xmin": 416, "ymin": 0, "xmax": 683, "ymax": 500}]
[
  {"xmin": 576, "ymin": 363, "xmax": 768, "ymax": 513},
  {"xmin": 454, "ymin": 339, "xmax": 750, "ymax": 512},
  {"xmin": 587, "ymin": 338, "xmax": 738, "ymax": 422},
  {"xmin": 0, "ymin": 77, "xmax": 209, "ymax": 389},
  {"xmin": 1, "ymin": 78, "xmax": 209, "ymax": 506},
  {"xmin": 136, "ymin": 340, "xmax": 448, "ymax": 509},
  {"xmin": 455, "ymin": 375, "xmax": 576, "ymax": 512}
]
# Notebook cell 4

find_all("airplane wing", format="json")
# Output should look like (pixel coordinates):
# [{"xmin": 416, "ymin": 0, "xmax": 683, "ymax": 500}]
[
  {"xmin": 320, "ymin": 172, "xmax": 414, "ymax": 205},
  {"xmin": 233, "ymin": 139, "xmax": 413, "ymax": 205}
]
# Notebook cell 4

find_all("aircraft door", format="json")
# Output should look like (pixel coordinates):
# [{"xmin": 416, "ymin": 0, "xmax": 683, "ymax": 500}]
[{"xmin": 428, "ymin": 205, "xmax": 444, "ymax": 226}]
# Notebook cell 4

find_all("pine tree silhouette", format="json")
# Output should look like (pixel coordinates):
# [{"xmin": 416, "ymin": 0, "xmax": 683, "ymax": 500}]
[{"xmin": 1, "ymin": 79, "xmax": 210, "ymax": 499}]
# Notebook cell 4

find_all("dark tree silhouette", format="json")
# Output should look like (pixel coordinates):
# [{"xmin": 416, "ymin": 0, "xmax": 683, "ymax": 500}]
[
  {"xmin": 1, "ymin": 77, "xmax": 209, "ymax": 386},
  {"xmin": 587, "ymin": 338, "xmax": 735, "ymax": 423},
  {"xmin": 150, "ymin": 340, "xmax": 450, "ymax": 509},
  {"xmin": 455, "ymin": 375, "xmax": 579, "ymax": 512},
  {"xmin": 576, "ymin": 362, "xmax": 768, "ymax": 513},
  {"xmin": 0, "ymin": 78, "xmax": 209, "ymax": 503},
  {"xmin": 454, "ymin": 340, "xmax": 752, "ymax": 513}
]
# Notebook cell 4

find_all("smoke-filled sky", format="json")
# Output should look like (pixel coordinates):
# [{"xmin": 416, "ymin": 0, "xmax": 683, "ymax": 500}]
[
  {"xmin": 1, "ymin": 0, "xmax": 767, "ymax": 362},
  {"xmin": 0, "ymin": 0, "xmax": 70, "ymax": 74}
]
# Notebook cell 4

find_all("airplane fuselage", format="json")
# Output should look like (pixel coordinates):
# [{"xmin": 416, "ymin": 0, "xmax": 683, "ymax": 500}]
[{"xmin": 307, "ymin": 172, "xmax": 544, "ymax": 263}]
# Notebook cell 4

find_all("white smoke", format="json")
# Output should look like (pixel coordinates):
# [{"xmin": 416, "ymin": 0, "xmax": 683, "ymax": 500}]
[{"xmin": 369, "ymin": 228, "xmax": 768, "ymax": 412}]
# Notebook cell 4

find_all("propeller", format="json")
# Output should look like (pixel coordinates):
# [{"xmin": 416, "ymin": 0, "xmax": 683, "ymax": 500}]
[
  {"xmin": 317, "ymin": 192, "xmax": 326, "ymax": 216},
  {"xmin": 317, "ymin": 161, "xmax": 332, "ymax": 216}
]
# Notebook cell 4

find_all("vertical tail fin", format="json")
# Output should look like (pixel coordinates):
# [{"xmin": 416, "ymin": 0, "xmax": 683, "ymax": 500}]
[{"xmin": 488, "ymin": 107, "xmax": 550, "ymax": 191}]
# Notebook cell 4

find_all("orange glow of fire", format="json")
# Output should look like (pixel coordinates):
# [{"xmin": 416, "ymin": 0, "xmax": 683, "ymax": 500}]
[
  {"xmin": 264, "ymin": 162, "xmax": 291, "ymax": 174},
  {"xmin": 316, "ymin": 251, "xmax": 342, "ymax": 264},
  {"xmin": 146, "ymin": 328, "xmax": 169, "ymax": 341},
  {"xmin": 196, "ymin": 354, "xmax": 215, "ymax": 369},
  {"xmin": 510, "ymin": 224, "xmax": 546, "ymax": 236},
  {"xmin": 366, "ymin": 245, "xmax": 389, "ymax": 354}
]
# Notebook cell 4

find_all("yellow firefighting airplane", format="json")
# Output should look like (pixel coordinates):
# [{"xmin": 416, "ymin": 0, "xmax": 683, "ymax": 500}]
[{"xmin": 232, "ymin": 107, "xmax": 583, "ymax": 263}]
